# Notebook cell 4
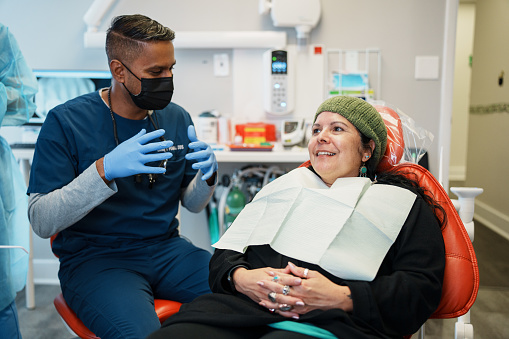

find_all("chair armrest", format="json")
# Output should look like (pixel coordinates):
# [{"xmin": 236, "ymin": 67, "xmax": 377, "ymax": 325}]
[{"xmin": 450, "ymin": 187, "xmax": 483, "ymax": 242}]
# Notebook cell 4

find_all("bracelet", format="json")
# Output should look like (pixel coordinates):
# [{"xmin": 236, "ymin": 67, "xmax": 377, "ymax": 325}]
[{"xmin": 227, "ymin": 265, "xmax": 248, "ymax": 293}]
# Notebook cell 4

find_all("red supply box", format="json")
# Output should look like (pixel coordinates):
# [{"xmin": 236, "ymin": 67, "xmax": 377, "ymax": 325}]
[{"xmin": 235, "ymin": 123, "xmax": 276, "ymax": 144}]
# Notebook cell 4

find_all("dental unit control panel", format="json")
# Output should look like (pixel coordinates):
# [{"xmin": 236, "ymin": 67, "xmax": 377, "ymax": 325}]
[{"xmin": 263, "ymin": 49, "xmax": 295, "ymax": 115}]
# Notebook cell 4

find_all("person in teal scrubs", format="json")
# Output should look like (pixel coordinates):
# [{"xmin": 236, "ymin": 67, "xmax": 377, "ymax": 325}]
[{"xmin": 0, "ymin": 22, "xmax": 38, "ymax": 339}]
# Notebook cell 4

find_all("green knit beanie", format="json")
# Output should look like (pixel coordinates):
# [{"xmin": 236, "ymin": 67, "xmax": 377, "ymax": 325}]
[{"xmin": 313, "ymin": 96, "xmax": 387, "ymax": 169}]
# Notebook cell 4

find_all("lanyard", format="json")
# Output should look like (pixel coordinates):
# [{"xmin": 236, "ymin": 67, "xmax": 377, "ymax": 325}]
[{"xmin": 106, "ymin": 87, "xmax": 167, "ymax": 188}]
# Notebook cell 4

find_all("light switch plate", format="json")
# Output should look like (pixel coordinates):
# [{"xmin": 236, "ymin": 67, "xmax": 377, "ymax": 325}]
[
  {"xmin": 415, "ymin": 56, "xmax": 440, "ymax": 80},
  {"xmin": 214, "ymin": 53, "xmax": 229, "ymax": 77}
]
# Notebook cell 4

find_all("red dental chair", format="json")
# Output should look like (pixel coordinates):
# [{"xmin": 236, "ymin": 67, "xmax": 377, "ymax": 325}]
[
  {"xmin": 375, "ymin": 105, "xmax": 479, "ymax": 336},
  {"xmin": 300, "ymin": 104, "xmax": 479, "ymax": 338},
  {"xmin": 50, "ymin": 235, "xmax": 182, "ymax": 339}
]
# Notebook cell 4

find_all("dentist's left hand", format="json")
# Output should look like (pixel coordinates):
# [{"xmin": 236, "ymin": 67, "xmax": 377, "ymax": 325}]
[{"xmin": 185, "ymin": 125, "xmax": 218, "ymax": 182}]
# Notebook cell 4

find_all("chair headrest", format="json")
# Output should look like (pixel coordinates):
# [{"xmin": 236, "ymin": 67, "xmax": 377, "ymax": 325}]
[{"xmin": 373, "ymin": 105, "xmax": 405, "ymax": 172}]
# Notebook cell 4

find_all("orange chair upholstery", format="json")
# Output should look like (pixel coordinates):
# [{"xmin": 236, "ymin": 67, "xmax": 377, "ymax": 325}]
[
  {"xmin": 50, "ymin": 234, "xmax": 182, "ymax": 338},
  {"xmin": 373, "ymin": 104, "xmax": 479, "ymax": 320},
  {"xmin": 53, "ymin": 293, "xmax": 181, "ymax": 339},
  {"xmin": 393, "ymin": 162, "xmax": 479, "ymax": 319}
]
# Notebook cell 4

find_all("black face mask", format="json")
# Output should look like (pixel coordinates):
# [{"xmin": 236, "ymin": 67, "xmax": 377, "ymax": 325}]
[{"xmin": 121, "ymin": 63, "xmax": 174, "ymax": 110}]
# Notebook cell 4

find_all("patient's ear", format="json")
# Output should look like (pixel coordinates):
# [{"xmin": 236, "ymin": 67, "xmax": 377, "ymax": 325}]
[{"xmin": 369, "ymin": 140, "xmax": 375, "ymax": 156}]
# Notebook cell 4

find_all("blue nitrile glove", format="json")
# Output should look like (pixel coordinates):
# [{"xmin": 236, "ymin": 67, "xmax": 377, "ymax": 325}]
[
  {"xmin": 103, "ymin": 129, "xmax": 173, "ymax": 181},
  {"xmin": 185, "ymin": 125, "xmax": 218, "ymax": 181}
]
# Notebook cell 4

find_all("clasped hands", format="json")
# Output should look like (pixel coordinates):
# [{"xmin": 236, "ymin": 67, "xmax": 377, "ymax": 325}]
[
  {"xmin": 232, "ymin": 262, "xmax": 353, "ymax": 319},
  {"xmin": 103, "ymin": 125, "xmax": 217, "ymax": 182}
]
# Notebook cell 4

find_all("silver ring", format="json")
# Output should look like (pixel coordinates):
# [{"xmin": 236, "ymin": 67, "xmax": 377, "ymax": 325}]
[
  {"xmin": 282, "ymin": 285, "xmax": 290, "ymax": 296},
  {"xmin": 279, "ymin": 304, "xmax": 293, "ymax": 312},
  {"xmin": 268, "ymin": 292, "xmax": 277, "ymax": 303},
  {"xmin": 303, "ymin": 268, "xmax": 309, "ymax": 278},
  {"xmin": 271, "ymin": 276, "xmax": 280, "ymax": 282},
  {"xmin": 269, "ymin": 308, "xmax": 275, "ymax": 313}
]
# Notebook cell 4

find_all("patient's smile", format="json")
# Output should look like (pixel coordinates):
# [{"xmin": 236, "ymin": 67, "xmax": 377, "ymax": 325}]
[{"xmin": 317, "ymin": 151, "xmax": 336, "ymax": 156}]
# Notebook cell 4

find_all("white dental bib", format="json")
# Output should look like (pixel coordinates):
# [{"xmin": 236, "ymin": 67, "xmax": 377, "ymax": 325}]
[{"xmin": 214, "ymin": 167, "xmax": 416, "ymax": 281}]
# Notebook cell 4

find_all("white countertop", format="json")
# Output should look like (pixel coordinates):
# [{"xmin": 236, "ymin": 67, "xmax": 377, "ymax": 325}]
[
  {"xmin": 12, "ymin": 146, "xmax": 309, "ymax": 163},
  {"xmin": 215, "ymin": 149, "xmax": 308, "ymax": 163}
]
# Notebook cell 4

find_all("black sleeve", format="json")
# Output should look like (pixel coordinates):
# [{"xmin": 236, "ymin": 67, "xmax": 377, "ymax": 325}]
[
  {"xmin": 345, "ymin": 196, "xmax": 446, "ymax": 336},
  {"xmin": 208, "ymin": 249, "xmax": 251, "ymax": 294}
]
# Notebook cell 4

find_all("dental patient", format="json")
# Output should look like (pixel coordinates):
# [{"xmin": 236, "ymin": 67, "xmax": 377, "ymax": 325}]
[{"xmin": 148, "ymin": 96, "xmax": 446, "ymax": 339}]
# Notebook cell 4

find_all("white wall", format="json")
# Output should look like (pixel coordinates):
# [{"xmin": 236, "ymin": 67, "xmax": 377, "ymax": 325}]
[
  {"xmin": 466, "ymin": 0, "xmax": 509, "ymax": 240},
  {"xmin": 1, "ymin": 1, "xmax": 450, "ymax": 172},
  {"xmin": 450, "ymin": 3, "xmax": 476, "ymax": 181},
  {"xmin": 0, "ymin": 0, "xmax": 453, "ymax": 283}
]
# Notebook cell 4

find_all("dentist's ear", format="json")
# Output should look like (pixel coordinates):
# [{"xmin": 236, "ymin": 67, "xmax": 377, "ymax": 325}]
[{"xmin": 110, "ymin": 59, "xmax": 126, "ymax": 83}]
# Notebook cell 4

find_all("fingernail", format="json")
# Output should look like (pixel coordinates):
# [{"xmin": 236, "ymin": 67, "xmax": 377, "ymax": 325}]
[
  {"xmin": 257, "ymin": 281, "xmax": 264, "ymax": 286},
  {"xmin": 259, "ymin": 302, "xmax": 266, "ymax": 307},
  {"xmin": 288, "ymin": 262, "xmax": 296, "ymax": 268},
  {"xmin": 294, "ymin": 278, "xmax": 302, "ymax": 284},
  {"xmin": 292, "ymin": 315, "xmax": 299, "ymax": 319},
  {"xmin": 296, "ymin": 301, "xmax": 305, "ymax": 306},
  {"xmin": 268, "ymin": 271, "xmax": 275, "ymax": 276}
]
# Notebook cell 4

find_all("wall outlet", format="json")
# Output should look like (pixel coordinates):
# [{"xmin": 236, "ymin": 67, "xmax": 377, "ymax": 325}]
[{"xmin": 214, "ymin": 53, "xmax": 229, "ymax": 77}]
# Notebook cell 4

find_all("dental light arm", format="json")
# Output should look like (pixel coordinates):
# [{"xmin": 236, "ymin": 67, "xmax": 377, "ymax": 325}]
[{"xmin": 259, "ymin": 0, "xmax": 321, "ymax": 49}]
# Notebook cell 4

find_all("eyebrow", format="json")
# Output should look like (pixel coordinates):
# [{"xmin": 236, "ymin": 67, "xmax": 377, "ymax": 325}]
[
  {"xmin": 147, "ymin": 60, "xmax": 176, "ymax": 71},
  {"xmin": 313, "ymin": 121, "xmax": 349, "ymax": 128}
]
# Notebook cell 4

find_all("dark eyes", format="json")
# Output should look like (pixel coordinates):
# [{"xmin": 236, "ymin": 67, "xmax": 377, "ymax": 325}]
[
  {"xmin": 151, "ymin": 66, "xmax": 174, "ymax": 76},
  {"xmin": 312, "ymin": 126, "xmax": 343, "ymax": 134}
]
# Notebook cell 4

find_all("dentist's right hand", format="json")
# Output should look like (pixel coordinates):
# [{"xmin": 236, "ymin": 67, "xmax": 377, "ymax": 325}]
[{"xmin": 102, "ymin": 129, "xmax": 173, "ymax": 181}]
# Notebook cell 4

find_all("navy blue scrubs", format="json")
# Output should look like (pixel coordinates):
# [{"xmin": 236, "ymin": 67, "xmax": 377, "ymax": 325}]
[{"xmin": 27, "ymin": 91, "xmax": 211, "ymax": 338}]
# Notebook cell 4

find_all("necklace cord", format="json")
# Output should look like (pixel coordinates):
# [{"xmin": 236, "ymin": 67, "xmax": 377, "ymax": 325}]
[
  {"xmin": 107, "ymin": 87, "xmax": 120, "ymax": 145},
  {"xmin": 107, "ymin": 87, "xmax": 167, "ymax": 188}
]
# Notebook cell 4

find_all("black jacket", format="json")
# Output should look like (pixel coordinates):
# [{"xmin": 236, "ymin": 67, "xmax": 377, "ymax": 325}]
[{"xmin": 161, "ymin": 195, "xmax": 445, "ymax": 339}]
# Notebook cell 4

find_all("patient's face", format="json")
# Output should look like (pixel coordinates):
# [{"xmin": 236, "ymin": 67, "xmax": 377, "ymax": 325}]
[{"xmin": 308, "ymin": 112, "xmax": 366, "ymax": 186}]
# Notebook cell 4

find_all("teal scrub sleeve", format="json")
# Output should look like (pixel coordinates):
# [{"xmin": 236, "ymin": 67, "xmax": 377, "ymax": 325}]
[{"xmin": 0, "ymin": 24, "xmax": 38, "ymax": 127}]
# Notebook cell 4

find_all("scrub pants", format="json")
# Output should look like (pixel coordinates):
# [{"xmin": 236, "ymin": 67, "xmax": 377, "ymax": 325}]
[
  {"xmin": 59, "ymin": 236, "xmax": 211, "ymax": 339},
  {"xmin": 0, "ymin": 300, "xmax": 22, "ymax": 339}
]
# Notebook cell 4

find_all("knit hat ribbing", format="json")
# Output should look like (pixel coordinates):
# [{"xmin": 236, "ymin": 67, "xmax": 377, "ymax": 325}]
[{"xmin": 313, "ymin": 96, "xmax": 387, "ymax": 168}]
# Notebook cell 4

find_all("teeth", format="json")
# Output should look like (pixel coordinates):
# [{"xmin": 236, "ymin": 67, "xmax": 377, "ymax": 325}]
[{"xmin": 317, "ymin": 151, "xmax": 335, "ymax": 156}]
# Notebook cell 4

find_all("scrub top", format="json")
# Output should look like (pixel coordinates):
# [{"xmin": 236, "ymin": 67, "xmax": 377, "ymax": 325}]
[
  {"xmin": 27, "ymin": 91, "xmax": 197, "ymax": 261},
  {"xmin": 0, "ymin": 22, "xmax": 36, "ymax": 311}
]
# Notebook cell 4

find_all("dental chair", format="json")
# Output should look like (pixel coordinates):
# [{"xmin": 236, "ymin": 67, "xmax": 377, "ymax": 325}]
[
  {"xmin": 375, "ymin": 105, "xmax": 480, "ymax": 339},
  {"xmin": 300, "ymin": 104, "xmax": 480, "ymax": 339},
  {"xmin": 49, "ymin": 234, "xmax": 182, "ymax": 339}
]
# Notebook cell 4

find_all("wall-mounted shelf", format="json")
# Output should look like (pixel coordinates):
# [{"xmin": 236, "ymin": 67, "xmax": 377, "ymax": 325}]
[
  {"xmin": 84, "ymin": 31, "xmax": 287, "ymax": 49},
  {"xmin": 83, "ymin": 1, "xmax": 287, "ymax": 49},
  {"xmin": 33, "ymin": 70, "xmax": 111, "ymax": 78}
]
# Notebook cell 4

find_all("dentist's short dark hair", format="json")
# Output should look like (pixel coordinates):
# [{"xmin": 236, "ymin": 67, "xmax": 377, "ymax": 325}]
[{"xmin": 105, "ymin": 14, "xmax": 175, "ymax": 64}]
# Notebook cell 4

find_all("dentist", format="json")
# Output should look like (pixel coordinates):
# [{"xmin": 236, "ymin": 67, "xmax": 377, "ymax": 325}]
[{"xmin": 27, "ymin": 14, "xmax": 217, "ymax": 339}]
